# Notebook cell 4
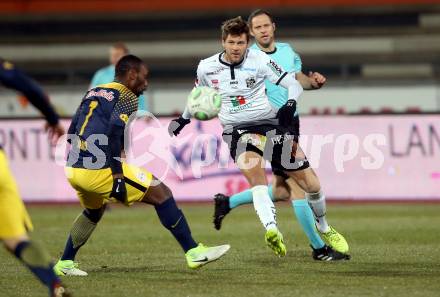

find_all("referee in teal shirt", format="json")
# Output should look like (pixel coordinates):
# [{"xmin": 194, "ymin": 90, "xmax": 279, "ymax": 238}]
[{"xmin": 90, "ymin": 42, "xmax": 148, "ymax": 112}]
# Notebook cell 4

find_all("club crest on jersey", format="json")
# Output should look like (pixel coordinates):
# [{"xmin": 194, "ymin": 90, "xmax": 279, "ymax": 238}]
[
  {"xmin": 246, "ymin": 76, "xmax": 256, "ymax": 88},
  {"xmin": 267, "ymin": 60, "xmax": 283, "ymax": 76}
]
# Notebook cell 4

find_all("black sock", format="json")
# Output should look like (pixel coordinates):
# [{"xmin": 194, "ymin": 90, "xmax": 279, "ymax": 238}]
[
  {"xmin": 60, "ymin": 235, "xmax": 79, "ymax": 261},
  {"xmin": 155, "ymin": 197, "xmax": 198, "ymax": 253},
  {"xmin": 61, "ymin": 208, "xmax": 101, "ymax": 260},
  {"xmin": 14, "ymin": 241, "xmax": 60, "ymax": 295}
]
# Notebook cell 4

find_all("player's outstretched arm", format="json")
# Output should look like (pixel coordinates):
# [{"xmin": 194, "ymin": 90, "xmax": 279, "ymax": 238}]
[
  {"xmin": 0, "ymin": 60, "xmax": 59, "ymax": 124},
  {"xmin": 168, "ymin": 108, "xmax": 191, "ymax": 137},
  {"xmin": 296, "ymin": 71, "xmax": 326, "ymax": 90},
  {"xmin": 0, "ymin": 60, "xmax": 65, "ymax": 143},
  {"xmin": 45, "ymin": 122, "xmax": 65, "ymax": 145},
  {"xmin": 168, "ymin": 61, "xmax": 211, "ymax": 137}
]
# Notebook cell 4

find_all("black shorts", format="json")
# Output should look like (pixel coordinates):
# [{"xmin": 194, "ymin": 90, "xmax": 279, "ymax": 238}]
[{"xmin": 222, "ymin": 124, "xmax": 309, "ymax": 176}]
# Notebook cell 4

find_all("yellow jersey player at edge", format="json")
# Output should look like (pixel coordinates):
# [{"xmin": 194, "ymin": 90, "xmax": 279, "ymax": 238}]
[
  {"xmin": 54, "ymin": 55, "xmax": 230, "ymax": 276},
  {"xmin": 169, "ymin": 17, "xmax": 348, "ymax": 257},
  {"xmin": 0, "ymin": 58, "xmax": 71, "ymax": 297},
  {"xmin": 213, "ymin": 9, "xmax": 350, "ymax": 261}
]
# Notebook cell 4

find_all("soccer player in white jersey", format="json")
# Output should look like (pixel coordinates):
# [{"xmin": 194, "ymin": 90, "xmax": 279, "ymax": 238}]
[
  {"xmin": 211, "ymin": 9, "xmax": 350, "ymax": 261},
  {"xmin": 169, "ymin": 17, "xmax": 348, "ymax": 257}
]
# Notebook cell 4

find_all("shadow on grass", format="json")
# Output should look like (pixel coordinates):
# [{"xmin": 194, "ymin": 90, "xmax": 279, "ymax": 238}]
[{"xmin": 319, "ymin": 262, "xmax": 440, "ymax": 278}]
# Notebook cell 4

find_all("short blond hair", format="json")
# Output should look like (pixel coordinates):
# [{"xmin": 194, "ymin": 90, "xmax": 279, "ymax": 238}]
[{"xmin": 112, "ymin": 42, "xmax": 129, "ymax": 54}]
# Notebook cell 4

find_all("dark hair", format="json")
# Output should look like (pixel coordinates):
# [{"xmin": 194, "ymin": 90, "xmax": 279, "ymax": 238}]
[
  {"xmin": 112, "ymin": 42, "xmax": 129, "ymax": 54},
  {"xmin": 221, "ymin": 16, "xmax": 250, "ymax": 41},
  {"xmin": 247, "ymin": 9, "xmax": 274, "ymax": 27},
  {"xmin": 115, "ymin": 54, "xmax": 144, "ymax": 78}
]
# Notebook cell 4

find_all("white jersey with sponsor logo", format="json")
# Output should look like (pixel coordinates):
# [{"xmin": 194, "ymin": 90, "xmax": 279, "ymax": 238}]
[{"xmin": 195, "ymin": 48, "xmax": 303, "ymax": 127}]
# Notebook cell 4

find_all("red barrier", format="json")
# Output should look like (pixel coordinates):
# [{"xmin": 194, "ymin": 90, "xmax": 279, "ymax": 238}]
[{"xmin": 1, "ymin": 0, "xmax": 439, "ymax": 14}]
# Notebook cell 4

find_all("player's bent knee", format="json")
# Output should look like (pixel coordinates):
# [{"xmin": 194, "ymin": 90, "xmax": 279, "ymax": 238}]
[
  {"xmin": 273, "ymin": 187, "xmax": 290, "ymax": 201},
  {"xmin": 3, "ymin": 235, "xmax": 29, "ymax": 253},
  {"xmin": 83, "ymin": 206, "xmax": 105, "ymax": 224},
  {"xmin": 143, "ymin": 177, "xmax": 173, "ymax": 205},
  {"xmin": 303, "ymin": 181, "xmax": 321, "ymax": 194}
]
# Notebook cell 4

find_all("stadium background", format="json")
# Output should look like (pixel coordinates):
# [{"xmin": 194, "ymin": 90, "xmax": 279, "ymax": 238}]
[
  {"xmin": 1, "ymin": 0, "xmax": 439, "ymax": 202},
  {"xmin": 1, "ymin": 2, "xmax": 440, "ymax": 297}
]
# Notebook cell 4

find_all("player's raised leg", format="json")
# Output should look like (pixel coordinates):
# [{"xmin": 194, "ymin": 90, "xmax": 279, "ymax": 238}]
[
  {"xmin": 286, "ymin": 167, "xmax": 349, "ymax": 254},
  {"xmin": 142, "ymin": 176, "xmax": 230, "ymax": 269},
  {"xmin": 213, "ymin": 184, "xmax": 278, "ymax": 230},
  {"xmin": 236, "ymin": 151, "xmax": 286, "ymax": 257}
]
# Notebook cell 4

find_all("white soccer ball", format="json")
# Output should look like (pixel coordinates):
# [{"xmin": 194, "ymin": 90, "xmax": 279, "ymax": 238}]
[{"xmin": 186, "ymin": 86, "xmax": 221, "ymax": 121}]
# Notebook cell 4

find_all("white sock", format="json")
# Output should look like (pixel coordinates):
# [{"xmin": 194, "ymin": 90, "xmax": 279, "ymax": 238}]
[
  {"xmin": 306, "ymin": 191, "xmax": 330, "ymax": 233},
  {"xmin": 251, "ymin": 185, "xmax": 277, "ymax": 230}
]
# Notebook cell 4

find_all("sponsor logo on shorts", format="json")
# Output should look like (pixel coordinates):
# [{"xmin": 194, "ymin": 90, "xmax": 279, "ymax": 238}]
[
  {"xmin": 136, "ymin": 172, "xmax": 146, "ymax": 183},
  {"xmin": 240, "ymin": 133, "xmax": 267, "ymax": 151},
  {"xmin": 270, "ymin": 134, "xmax": 293, "ymax": 145}
]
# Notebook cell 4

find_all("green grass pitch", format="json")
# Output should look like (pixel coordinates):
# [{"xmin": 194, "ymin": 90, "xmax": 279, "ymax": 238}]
[{"xmin": 1, "ymin": 203, "xmax": 440, "ymax": 297}]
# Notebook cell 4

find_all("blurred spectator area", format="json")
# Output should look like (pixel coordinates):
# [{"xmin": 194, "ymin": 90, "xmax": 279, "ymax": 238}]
[{"xmin": 0, "ymin": 0, "xmax": 440, "ymax": 116}]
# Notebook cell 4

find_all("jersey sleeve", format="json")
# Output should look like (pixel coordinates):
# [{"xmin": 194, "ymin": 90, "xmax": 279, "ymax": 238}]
[
  {"xmin": 109, "ymin": 93, "xmax": 137, "ymax": 128},
  {"xmin": 286, "ymin": 44, "xmax": 302, "ymax": 73},
  {"xmin": 259, "ymin": 52, "xmax": 303, "ymax": 101},
  {"xmin": 292, "ymin": 51, "xmax": 302, "ymax": 73},
  {"xmin": 108, "ymin": 93, "xmax": 137, "ymax": 175},
  {"xmin": 278, "ymin": 72, "xmax": 303, "ymax": 102},
  {"xmin": 67, "ymin": 102, "xmax": 82, "ymax": 136},
  {"xmin": 259, "ymin": 53, "xmax": 289, "ymax": 86},
  {"xmin": 0, "ymin": 59, "xmax": 59, "ymax": 125},
  {"xmin": 195, "ymin": 61, "xmax": 209, "ymax": 87}
]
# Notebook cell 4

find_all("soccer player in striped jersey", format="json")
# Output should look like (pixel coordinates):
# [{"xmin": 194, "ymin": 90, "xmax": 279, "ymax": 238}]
[{"xmin": 54, "ymin": 55, "xmax": 229, "ymax": 276}]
